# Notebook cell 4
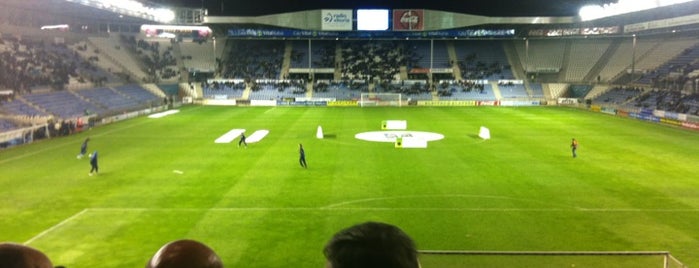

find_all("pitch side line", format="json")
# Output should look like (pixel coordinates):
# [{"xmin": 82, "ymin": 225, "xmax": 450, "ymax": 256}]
[
  {"xmin": 87, "ymin": 207, "xmax": 699, "ymax": 212},
  {"xmin": 22, "ymin": 206, "xmax": 699, "ymax": 244},
  {"xmin": 24, "ymin": 209, "xmax": 88, "ymax": 245}
]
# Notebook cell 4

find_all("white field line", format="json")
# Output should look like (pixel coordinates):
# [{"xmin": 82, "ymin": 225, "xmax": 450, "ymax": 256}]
[
  {"xmin": 214, "ymin": 129, "xmax": 245, "ymax": 143},
  {"xmin": 245, "ymin": 130, "xmax": 269, "ymax": 143},
  {"xmin": 23, "ymin": 206, "xmax": 699, "ymax": 245},
  {"xmin": 24, "ymin": 209, "xmax": 89, "ymax": 245},
  {"xmin": 87, "ymin": 207, "xmax": 699, "ymax": 212}
]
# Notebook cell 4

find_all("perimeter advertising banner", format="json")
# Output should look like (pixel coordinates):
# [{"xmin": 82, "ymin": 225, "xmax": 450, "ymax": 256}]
[
  {"xmin": 393, "ymin": 9, "xmax": 424, "ymax": 31},
  {"xmin": 321, "ymin": 10, "xmax": 352, "ymax": 31}
]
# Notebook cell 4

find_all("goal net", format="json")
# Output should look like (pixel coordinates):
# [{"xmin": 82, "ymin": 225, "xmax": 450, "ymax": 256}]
[{"xmin": 360, "ymin": 93, "xmax": 402, "ymax": 107}]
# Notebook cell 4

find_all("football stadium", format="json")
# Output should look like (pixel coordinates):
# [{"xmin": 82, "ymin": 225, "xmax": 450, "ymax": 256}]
[{"xmin": 1, "ymin": 0, "xmax": 699, "ymax": 267}]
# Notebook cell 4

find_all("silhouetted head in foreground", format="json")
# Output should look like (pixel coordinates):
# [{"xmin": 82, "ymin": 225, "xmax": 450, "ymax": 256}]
[
  {"xmin": 324, "ymin": 221, "xmax": 420, "ymax": 268},
  {"xmin": 0, "ymin": 243, "xmax": 53, "ymax": 268},
  {"xmin": 146, "ymin": 239, "xmax": 223, "ymax": 268}
]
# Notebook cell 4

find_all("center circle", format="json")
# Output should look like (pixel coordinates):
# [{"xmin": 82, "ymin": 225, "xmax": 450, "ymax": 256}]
[{"xmin": 354, "ymin": 131, "xmax": 445, "ymax": 143}]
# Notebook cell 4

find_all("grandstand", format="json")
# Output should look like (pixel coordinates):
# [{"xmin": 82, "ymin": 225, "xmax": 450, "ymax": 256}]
[{"xmin": 1, "ymin": 0, "xmax": 699, "ymax": 267}]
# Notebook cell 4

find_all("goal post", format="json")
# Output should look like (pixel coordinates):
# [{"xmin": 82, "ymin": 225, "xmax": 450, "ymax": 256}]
[{"xmin": 360, "ymin": 93, "xmax": 402, "ymax": 107}]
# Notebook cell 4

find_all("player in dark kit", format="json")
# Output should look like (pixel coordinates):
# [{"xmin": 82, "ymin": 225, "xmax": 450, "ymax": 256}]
[
  {"xmin": 89, "ymin": 151, "xmax": 99, "ymax": 176},
  {"xmin": 238, "ymin": 132, "xmax": 247, "ymax": 148},
  {"xmin": 571, "ymin": 138, "xmax": 578, "ymax": 158},
  {"xmin": 78, "ymin": 137, "xmax": 90, "ymax": 159},
  {"xmin": 299, "ymin": 143, "xmax": 307, "ymax": 168}
]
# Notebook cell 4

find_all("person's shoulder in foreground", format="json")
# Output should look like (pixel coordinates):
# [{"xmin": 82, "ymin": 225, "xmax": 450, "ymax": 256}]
[{"xmin": 0, "ymin": 242, "xmax": 54, "ymax": 268}]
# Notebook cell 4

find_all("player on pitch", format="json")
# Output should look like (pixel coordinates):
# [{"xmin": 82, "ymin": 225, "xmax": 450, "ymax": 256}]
[
  {"xmin": 299, "ymin": 143, "xmax": 307, "ymax": 168},
  {"xmin": 571, "ymin": 138, "xmax": 578, "ymax": 158}
]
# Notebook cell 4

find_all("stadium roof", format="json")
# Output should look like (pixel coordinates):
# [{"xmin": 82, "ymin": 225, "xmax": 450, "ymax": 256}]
[{"xmin": 155, "ymin": 0, "xmax": 619, "ymax": 17}]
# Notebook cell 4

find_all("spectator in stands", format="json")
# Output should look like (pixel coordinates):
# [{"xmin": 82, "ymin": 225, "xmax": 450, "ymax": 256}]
[
  {"xmin": 324, "ymin": 221, "xmax": 420, "ymax": 268},
  {"xmin": 0, "ymin": 242, "xmax": 54, "ymax": 268},
  {"xmin": 146, "ymin": 239, "xmax": 223, "ymax": 268}
]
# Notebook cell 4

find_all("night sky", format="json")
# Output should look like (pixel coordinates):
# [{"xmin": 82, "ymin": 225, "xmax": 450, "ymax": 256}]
[{"xmin": 155, "ymin": 0, "xmax": 618, "ymax": 17}]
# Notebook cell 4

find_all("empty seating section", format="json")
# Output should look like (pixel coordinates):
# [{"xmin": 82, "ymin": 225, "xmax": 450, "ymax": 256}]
[
  {"xmin": 180, "ymin": 42, "xmax": 216, "ymax": 72},
  {"xmin": 529, "ymin": 83, "xmax": 544, "ymax": 98},
  {"xmin": 23, "ymin": 91, "xmax": 104, "ymax": 119},
  {"xmin": 1, "ymin": 99, "xmax": 46, "ymax": 117},
  {"xmin": 596, "ymin": 38, "xmax": 657, "ymax": 82},
  {"xmin": 0, "ymin": 118, "xmax": 19, "ymax": 131},
  {"xmin": 113, "ymin": 85, "xmax": 160, "ymax": 104},
  {"xmin": 568, "ymin": 85, "xmax": 593, "ymax": 98},
  {"xmin": 565, "ymin": 39, "xmax": 611, "ymax": 82},
  {"xmin": 547, "ymin": 83, "xmax": 569, "ymax": 99},
  {"xmin": 455, "ymin": 41, "xmax": 513, "ymax": 80},
  {"xmin": 406, "ymin": 40, "xmax": 450, "ymax": 70},
  {"xmin": 499, "ymin": 83, "xmax": 529, "ymax": 98},
  {"xmin": 635, "ymin": 39, "xmax": 699, "ymax": 85},
  {"xmin": 74, "ymin": 87, "xmax": 140, "ymax": 112},
  {"xmin": 88, "ymin": 36, "xmax": 149, "ymax": 80},
  {"xmin": 515, "ymin": 39, "xmax": 564, "ymax": 73}
]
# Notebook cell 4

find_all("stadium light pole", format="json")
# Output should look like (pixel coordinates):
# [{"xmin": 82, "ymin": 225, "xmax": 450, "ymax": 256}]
[
  {"xmin": 631, "ymin": 34, "xmax": 636, "ymax": 77},
  {"xmin": 430, "ymin": 39, "xmax": 434, "ymax": 83},
  {"xmin": 524, "ymin": 38, "xmax": 529, "ymax": 74}
]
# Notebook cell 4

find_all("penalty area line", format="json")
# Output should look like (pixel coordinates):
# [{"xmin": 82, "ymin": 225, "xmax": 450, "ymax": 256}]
[{"xmin": 24, "ymin": 209, "xmax": 89, "ymax": 245}]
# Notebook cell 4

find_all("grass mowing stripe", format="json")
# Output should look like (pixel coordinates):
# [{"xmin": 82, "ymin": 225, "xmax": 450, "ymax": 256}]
[{"xmin": 3, "ymin": 106, "xmax": 699, "ymax": 267}]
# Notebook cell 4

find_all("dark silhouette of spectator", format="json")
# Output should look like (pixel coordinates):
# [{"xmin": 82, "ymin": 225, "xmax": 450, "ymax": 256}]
[
  {"xmin": 324, "ymin": 221, "xmax": 420, "ymax": 268},
  {"xmin": 0, "ymin": 242, "xmax": 54, "ymax": 268},
  {"xmin": 145, "ymin": 239, "xmax": 223, "ymax": 268}
]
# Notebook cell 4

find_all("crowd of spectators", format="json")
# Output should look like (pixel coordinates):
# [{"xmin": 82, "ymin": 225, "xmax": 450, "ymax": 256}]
[
  {"xmin": 592, "ymin": 86, "xmax": 643, "ymax": 105},
  {"xmin": 204, "ymin": 80, "xmax": 246, "ymax": 92},
  {"xmin": 375, "ymin": 80, "xmax": 431, "ymax": 96},
  {"xmin": 251, "ymin": 80, "xmax": 307, "ymax": 95},
  {"xmin": 120, "ymin": 35, "xmax": 178, "ymax": 81},
  {"xmin": 290, "ymin": 41, "xmax": 336, "ymax": 68},
  {"xmin": 633, "ymin": 89, "xmax": 699, "ymax": 115},
  {"xmin": 437, "ymin": 80, "xmax": 485, "ymax": 97},
  {"xmin": 222, "ymin": 40, "xmax": 283, "ymax": 80},
  {"xmin": 340, "ymin": 41, "xmax": 407, "ymax": 81},
  {"xmin": 458, "ymin": 52, "xmax": 510, "ymax": 80},
  {"xmin": 313, "ymin": 80, "xmax": 369, "ymax": 93},
  {"xmin": 0, "ymin": 37, "xmax": 76, "ymax": 92}
]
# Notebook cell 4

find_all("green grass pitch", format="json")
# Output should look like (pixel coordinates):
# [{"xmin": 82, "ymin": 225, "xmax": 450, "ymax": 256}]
[{"xmin": 1, "ymin": 106, "xmax": 699, "ymax": 267}]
